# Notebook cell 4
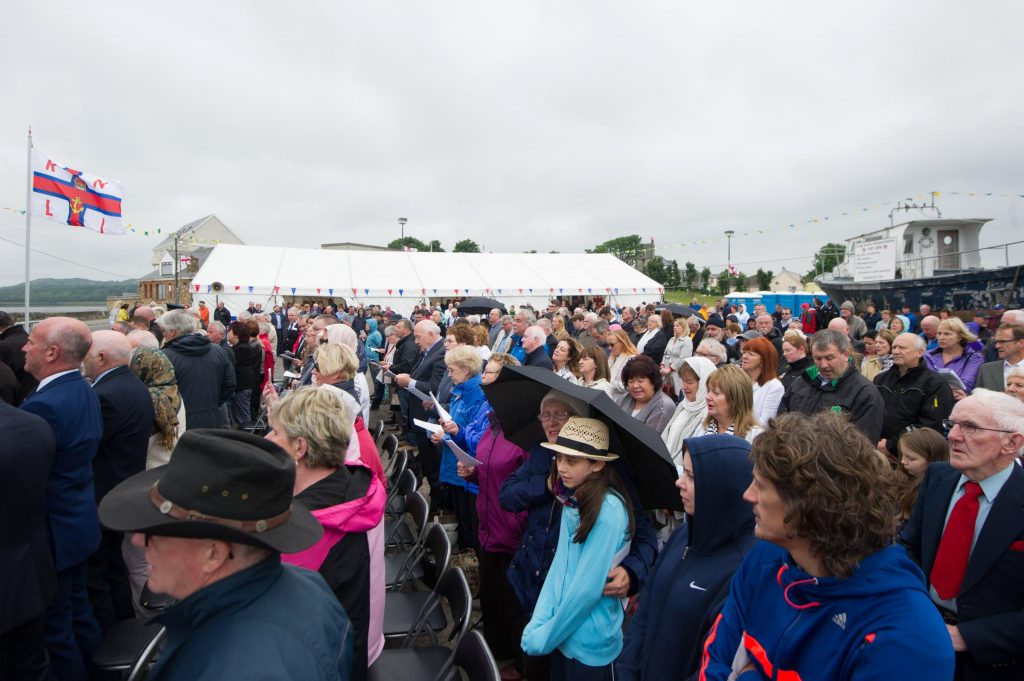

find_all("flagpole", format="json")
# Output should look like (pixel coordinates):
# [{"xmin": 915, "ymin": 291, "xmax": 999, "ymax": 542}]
[{"xmin": 24, "ymin": 126, "xmax": 33, "ymax": 330}]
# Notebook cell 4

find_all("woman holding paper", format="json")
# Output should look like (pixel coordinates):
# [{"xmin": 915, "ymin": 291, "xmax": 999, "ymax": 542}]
[
  {"xmin": 431, "ymin": 345, "xmax": 488, "ymax": 550},
  {"xmin": 923, "ymin": 317, "xmax": 983, "ymax": 397}
]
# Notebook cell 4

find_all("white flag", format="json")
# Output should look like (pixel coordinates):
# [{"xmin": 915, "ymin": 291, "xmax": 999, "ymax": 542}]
[{"xmin": 31, "ymin": 148, "xmax": 124, "ymax": 235}]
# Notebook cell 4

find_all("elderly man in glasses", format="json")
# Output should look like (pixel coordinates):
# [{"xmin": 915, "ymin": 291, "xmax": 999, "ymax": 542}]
[{"xmin": 901, "ymin": 389, "xmax": 1024, "ymax": 681}]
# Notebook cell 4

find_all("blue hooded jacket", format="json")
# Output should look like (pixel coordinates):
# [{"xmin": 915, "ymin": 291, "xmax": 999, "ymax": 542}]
[
  {"xmin": 699, "ymin": 541, "xmax": 954, "ymax": 680},
  {"xmin": 617, "ymin": 434, "xmax": 756, "ymax": 681},
  {"xmin": 364, "ymin": 319, "xmax": 382, "ymax": 363},
  {"xmin": 438, "ymin": 374, "xmax": 486, "ymax": 492}
]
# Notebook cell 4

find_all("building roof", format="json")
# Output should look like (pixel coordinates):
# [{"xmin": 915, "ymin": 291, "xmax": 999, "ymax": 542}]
[{"xmin": 151, "ymin": 214, "xmax": 242, "ymax": 253}]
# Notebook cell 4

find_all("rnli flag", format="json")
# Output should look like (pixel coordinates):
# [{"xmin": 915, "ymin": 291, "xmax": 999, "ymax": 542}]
[{"xmin": 31, "ymin": 149, "xmax": 124, "ymax": 235}]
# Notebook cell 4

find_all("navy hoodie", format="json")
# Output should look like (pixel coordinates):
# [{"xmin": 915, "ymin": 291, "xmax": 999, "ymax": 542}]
[
  {"xmin": 700, "ymin": 541, "xmax": 954, "ymax": 680},
  {"xmin": 616, "ymin": 434, "xmax": 756, "ymax": 681}
]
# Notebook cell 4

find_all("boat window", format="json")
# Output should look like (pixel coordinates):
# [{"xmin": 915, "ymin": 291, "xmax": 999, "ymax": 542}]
[{"xmin": 903, "ymin": 235, "xmax": 914, "ymax": 254}]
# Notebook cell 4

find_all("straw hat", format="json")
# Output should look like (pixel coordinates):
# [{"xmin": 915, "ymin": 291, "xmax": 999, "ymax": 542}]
[{"xmin": 541, "ymin": 416, "xmax": 619, "ymax": 462}]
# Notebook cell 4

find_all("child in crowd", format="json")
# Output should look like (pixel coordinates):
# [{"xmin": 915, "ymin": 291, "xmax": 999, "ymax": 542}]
[
  {"xmin": 896, "ymin": 426, "xmax": 950, "ymax": 525},
  {"xmin": 521, "ymin": 417, "xmax": 634, "ymax": 681}
]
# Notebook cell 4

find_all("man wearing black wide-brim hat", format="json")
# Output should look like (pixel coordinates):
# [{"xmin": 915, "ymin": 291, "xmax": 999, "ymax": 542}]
[{"xmin": 99, "ymin": 429, "xmax": 353, "ymax": 680}]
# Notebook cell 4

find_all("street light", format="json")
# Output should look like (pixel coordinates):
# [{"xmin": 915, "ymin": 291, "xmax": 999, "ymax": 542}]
[
  {"xmin": 398, "ymin": 217, "xmax": 407, "ymax": 242},
  {"xmin": 724, "ymin": 230, "xmax": 735, "ymax": 265}
]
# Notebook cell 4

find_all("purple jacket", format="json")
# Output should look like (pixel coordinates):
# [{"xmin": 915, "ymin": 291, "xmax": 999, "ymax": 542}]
[
  {"xmin": 465, "ymin": 408, "xmax": 529, "ymax": 554},
  {"xmin": 924, "ymin": 346, "xmax": 984, "ymax": 393}
]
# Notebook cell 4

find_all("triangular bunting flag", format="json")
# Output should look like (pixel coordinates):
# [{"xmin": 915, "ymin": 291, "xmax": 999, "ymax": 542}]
[
  {"xmin": 194, "ymin": 284, "xmax": 200, "ymax": 292},
  {"xmin": 248, "ymin": 286, "xmax": 254, "ymax": 293}
]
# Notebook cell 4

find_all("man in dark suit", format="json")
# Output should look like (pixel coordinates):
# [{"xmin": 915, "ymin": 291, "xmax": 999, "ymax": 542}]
[
  {"xmin": 269, "ymin": 304, "xmax": 286, "ymax": 353},
  {"xmin": 0, "ymin": 310, "xmax": 37, "ymax": 403},
  {"xmin": 976, "ymin": 322, "xmax": 1024, "ymax": 392},
  {"xmin": 393, "ymin": 320, "xmax": 447, "ymax": 509},
  {"xmin": 283, "ymin": 306, "xmax": 301, "ymax": 356},
  {"xmin": 82, "ymin": 331, "xmax": 155, "ymax": 629},
  {"xmin": 19, "ymin": 317, "xmax": 104, "ymax": 681},
  {"xmin": 0, "ymin": 401, "xmax": 57, "ymax": 679},
  {"xmin": 901, "ymin": 390, "xmax": 1024, "ymax": 680},
  {"xmin": 385, "ymin": 319, "xmax": 420, "ymax": 438}
]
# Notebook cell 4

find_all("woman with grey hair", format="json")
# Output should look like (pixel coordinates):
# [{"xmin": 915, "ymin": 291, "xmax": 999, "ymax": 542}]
[{"xmin": 695, "ymin": 338, "xmax": 728, "ymax": 367}]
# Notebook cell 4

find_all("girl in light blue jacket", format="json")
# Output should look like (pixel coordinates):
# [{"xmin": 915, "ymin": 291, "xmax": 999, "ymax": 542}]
[{"xmin": 521, "ymin": 417, "xmax": 634, "ymax": 681}]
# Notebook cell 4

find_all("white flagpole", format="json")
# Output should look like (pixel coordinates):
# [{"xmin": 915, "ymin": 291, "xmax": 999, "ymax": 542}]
[{"xmin": 23, "ymin": 126, "xmax": 32, "ymax": 330}]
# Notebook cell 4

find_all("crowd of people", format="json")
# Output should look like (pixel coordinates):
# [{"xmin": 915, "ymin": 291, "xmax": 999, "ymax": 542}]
[{"xmin": 0, "ymin": 292, "xmax": 1023, "ymax": 681}]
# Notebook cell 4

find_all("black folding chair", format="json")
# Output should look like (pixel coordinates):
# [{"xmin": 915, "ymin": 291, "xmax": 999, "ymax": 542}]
[
  {"xmin": 449, "ymin": 631, "xmax": 500, "ymax": 681},
  {"xmin": 384, "ymin": 464, "xmax": 414, "ymax": 518},
  {"xmin": 368, "ymin": 567, "xmax": 473, "ymax": 681},
  {"xmin": 383, "ymin": 523, "xmax": 452, "ymax": 638},
  {"xmin": 372, "ymin": 419, "xmax": 385, "ymax": 442},
  {"xmin": 93, "ymin": 583, "xmax": 174, "ymax": 679},
  {"xmin": 379, "ymin": 433, "xmax": 399, "ymax": 471}
]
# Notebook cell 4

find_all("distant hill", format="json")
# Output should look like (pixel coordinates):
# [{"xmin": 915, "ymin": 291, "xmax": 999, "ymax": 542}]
[{"xmin": 0, "ymin": 278, "xmax": 137, "ymax": 304}]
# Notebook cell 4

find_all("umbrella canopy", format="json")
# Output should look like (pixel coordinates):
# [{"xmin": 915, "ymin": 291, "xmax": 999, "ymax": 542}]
[
  {"xmin": 656, "ymin": 303, "xmax": 693, "ymax": 318},
  {"xmin": 482, "ymin": 365, "xmax": 681, "ymax": 511},
  {"xmin": 458, "ymin": 296, "xmax": 506, "ymax": 316}
]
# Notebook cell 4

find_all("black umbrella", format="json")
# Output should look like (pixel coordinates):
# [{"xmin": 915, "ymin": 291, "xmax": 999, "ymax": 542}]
[
  {"xmin": 656, "ymin": 303, "xmax": 692, "ymax": 318},
  {"xmin": 458, "ymin": 296, "xmax": 506, "ymax": 316},
  {"xmin": 482, "ymin": 365, "xmax": 681, "ymax": 511}
]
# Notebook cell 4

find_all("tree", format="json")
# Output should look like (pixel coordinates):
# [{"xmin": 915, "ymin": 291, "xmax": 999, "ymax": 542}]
[
  {"xmin": 644, "ymin": 256, "xmax": 668, "ymax": 286},
  {"xmin": 590, "ymin": 235, "xmax": 645, "ymax": 267},
  {"xmin": 805, "ymin": 242, "xmax": 847, "ymax": 281},
  {"xmin": 755, "ymin": 268, "xmax": 774, "ymax": 291},
  {"xmin": 387, "ymin": 236, "xmax": 428, "ymax": 251},
  {"xmin": 453, "ymin": 239, "xmax": 480, "ymax": 253},
  {"xmin": 734, "ymin": 271, "xmax": 749, "ymax": 292},
  {"xmin": 684, "ymin": 262, "xmax": 698, "ymax": 291},
  {"xmin": 665, "ymin": 259, "xmax": 681, "ymax": 288},
  {"xmin": 700, "ymin": 266, "xmax": 712, "ymax": 292},
  {"xmin": 428, "ymin": 240, "xmax": 444, "ymax": 252},
  {"xmin": 717, "ymin": 269, "xmax": 731, "ymax": 296}
]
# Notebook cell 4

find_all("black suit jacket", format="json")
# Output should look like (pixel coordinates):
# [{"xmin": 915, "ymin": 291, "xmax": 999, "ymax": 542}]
[
  {"xmin": 91, "ymin": 365, "xmax": 156, "ymax": 502},
  {"xmin": 0, "ymin": 324, "xmax": 37, "ymax": 403},
  {"xmin": 901, "ymin": 462, "xmax": 1024, "ymax": 680},
  {"xmin": 408, "ymin": 340, "xmax": 447, "ymax": 421},
  {"xmin": 0, "ymin": 402, "xmax": 57, "ymax": 632},
  {"xmin": 389, "ymin": 335, "xmax": 419, "ymax": 375}
]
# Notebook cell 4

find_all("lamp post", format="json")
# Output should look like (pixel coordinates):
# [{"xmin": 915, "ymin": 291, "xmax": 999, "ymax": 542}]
[
  {"xmin": 724, "ymin": 230, "xmax": 735, "ymax": 265},
  {"xmin": 398, "ymin": 217, "xmax": 407, "ymax": 242}
]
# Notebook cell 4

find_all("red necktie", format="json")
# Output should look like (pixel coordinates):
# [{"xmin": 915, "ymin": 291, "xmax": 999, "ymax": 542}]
[{"xmin": 930, "ymin": 481, "xmax": 983, "ymax": 600}]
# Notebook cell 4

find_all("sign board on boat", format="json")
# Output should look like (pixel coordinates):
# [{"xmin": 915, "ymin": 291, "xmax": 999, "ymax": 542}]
[{"xmin": 854, "ymin": 238, "xmax": 897, "ymax": 282}]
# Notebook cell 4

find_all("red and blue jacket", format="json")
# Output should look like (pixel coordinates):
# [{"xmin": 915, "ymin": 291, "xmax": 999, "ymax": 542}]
[{"xmin": 700, "ymin": 541, "xmax": 954, "ymax": 681}]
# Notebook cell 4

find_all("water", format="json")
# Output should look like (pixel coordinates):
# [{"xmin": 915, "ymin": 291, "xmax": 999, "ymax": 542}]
[{"xmin": 0, "ymin": 305, "xmax": 107, "ymax": 313}]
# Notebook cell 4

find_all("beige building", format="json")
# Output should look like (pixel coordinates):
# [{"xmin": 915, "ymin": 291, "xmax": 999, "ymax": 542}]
[
  {"xmin": 769, "ymin": 268, "xmax": 804, "ymax": 292},
  {"xmin": 138, "ymin": 215, "xmax": 244, "ymax": 305}
]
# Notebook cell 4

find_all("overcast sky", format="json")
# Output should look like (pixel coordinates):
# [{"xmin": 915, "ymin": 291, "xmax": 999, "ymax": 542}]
[{"xmin": 2, "ymin": 1, "xmax": 1023, "ymax": 287}]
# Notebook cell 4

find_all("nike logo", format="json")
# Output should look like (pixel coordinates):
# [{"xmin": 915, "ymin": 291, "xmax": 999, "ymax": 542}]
[{"xmin": 689, "ymin": 581, "xmax": 707, "ymax": 591}]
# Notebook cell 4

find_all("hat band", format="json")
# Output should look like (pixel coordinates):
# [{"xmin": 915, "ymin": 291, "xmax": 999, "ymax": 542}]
[
  {"xmin": 554, "ymin": 435, "xmax": 609, "ymax": 457},
  {"xmin": 149, "ymin": 484, "xmax": 291, "ymax": 534}
]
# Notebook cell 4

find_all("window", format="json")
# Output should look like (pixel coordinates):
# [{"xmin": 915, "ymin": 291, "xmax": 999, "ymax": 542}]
[
  {"xmin": 160, "ymin": 262, "xmax": 172, "ymax": 276},
  {"xmin": 903, "ymin": 235, "xmax": 914, "ymax": 254}
]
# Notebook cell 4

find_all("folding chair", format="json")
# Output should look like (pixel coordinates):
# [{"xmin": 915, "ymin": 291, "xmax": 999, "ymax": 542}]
[
  {"xmin": 368, "ymin": 567, "xmax": 473, "ymax": 681},
  {"xmin": 449, "ymin": 631, "xmax": 500, "ymax": 681},
  {"xmin": 379, "ymin": 434, "xmax": 399, "ymax": 475},
  {"xmin": 383, "ymin": 523, "xmax": 452, "ymax": 638},
  {"xmin": 384, "ymin": 463, "xmax": 413, "ymax": 518},
  {"xmin": 372, "ymin": 419, "xmax": 385, "ymax": 442}
]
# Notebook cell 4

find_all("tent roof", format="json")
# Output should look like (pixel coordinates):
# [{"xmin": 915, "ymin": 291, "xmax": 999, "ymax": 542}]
[{"xmin": 190, "ymin": 244, "xmax": 665, "ymax": 314}]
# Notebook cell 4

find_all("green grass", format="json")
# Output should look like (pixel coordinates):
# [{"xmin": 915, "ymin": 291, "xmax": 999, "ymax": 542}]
[{"xmin": 663, "ymin": 289, "xmax": 722, "ymax": 306}]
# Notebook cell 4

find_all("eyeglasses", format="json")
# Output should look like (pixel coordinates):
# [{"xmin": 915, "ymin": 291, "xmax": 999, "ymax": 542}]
[
  {"xmin": 696, "ymin": 351, "xmax": 718, "ymax": 359},
  {"xmin": 993, "ymin": 339, "xmax": 1021, "ymax": 345},
  {"xmin": 313, "ymin": 361, "xmax": 321, "ymax": 372},
  {"xmin": 943, "ymin": 419, "xmax": 1015, "ymax": 436},
  {"xmin": 538, "ymin": 410, "xmax": 572, "ymax": 422}
]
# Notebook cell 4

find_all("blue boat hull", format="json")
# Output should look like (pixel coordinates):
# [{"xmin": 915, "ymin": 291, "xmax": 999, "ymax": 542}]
[{"xmin": 817, "ymin": 265, "xmax": 1023, "ymax": 311}]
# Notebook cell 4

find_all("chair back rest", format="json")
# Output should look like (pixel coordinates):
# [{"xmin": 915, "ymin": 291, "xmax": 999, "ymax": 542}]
[
  {"xmin": 380, "ymin": 433, "xmax": 399, "ymax": 464},
  {"xmin": 404, "ymin": 490, "xmax": 430, "ymax": 543},
  {"xmin": 420, "ymin": 522, "xmax": 452, "ymax": 588},
  {"xmin": 402, "ymin": 567, "xmax": 472, "ymax": 656},
  {"xmin": 372, "ymin": 419, "xmax": 385, "ymax": 441},
  {"xmin": 452, "ymin": 631, "xmax": 499, "ymax": 681},
  {"xmin": 384, "ymin": 454, "xmax": 410, "ymax": 511}
]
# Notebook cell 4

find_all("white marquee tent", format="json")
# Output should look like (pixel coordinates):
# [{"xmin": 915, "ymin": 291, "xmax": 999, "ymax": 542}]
[{"xmin": 190, "ymin": 244, "xmax": 665, "ymax": 316}]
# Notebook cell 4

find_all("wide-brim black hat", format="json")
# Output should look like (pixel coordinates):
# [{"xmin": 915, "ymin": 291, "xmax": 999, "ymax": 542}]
[{"xmin": 99, "ymin": 429, "xmax": 322, "ymax": 554}]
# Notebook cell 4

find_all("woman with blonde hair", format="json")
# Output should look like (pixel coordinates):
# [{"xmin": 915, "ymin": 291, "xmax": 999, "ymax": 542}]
[
  {"xmin": 325, "ymin": 325, "xmax": 371, "ymax": 422},
  {"xmin": 924, "ymin": 316, "xmax": 983, "ymax": 396},
  {"xmin": 702, "ymin": 364, "xmax": 761, "ymax": 442},
  {"xmin": 661, "ymin": 318, "xmax": 693, "ymax": 398},
  {"xmin": 271, "ymin": 386, "xmax": 387, "ymax": 677},
  {"xmin": 607, "ymin": 329, "xmax": 639, "ymax": 400}
]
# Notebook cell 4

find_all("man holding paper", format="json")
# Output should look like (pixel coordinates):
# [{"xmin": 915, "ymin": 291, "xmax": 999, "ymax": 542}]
[{"xmin": 393, "ymin": 321, "xmax": 447, "ymax": 509}]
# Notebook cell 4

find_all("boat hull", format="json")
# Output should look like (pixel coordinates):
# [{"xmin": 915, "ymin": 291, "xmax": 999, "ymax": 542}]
[{"xmin": 817, "ymin": 265, "xmax": 1023, "ymax": 311}]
